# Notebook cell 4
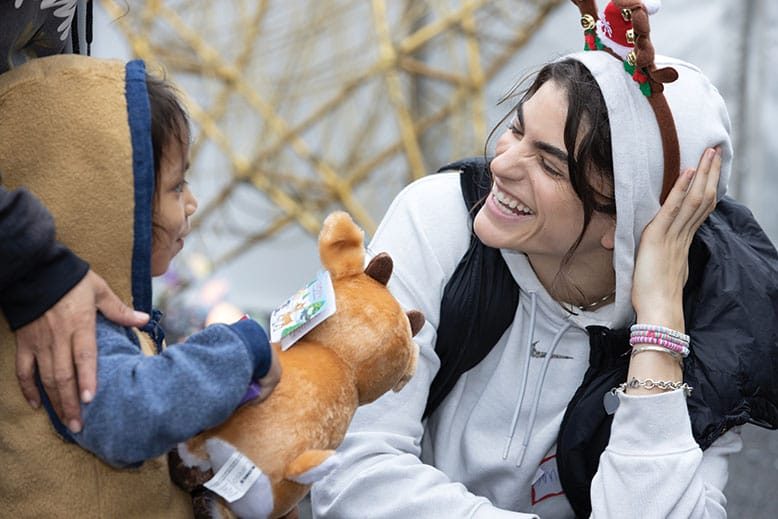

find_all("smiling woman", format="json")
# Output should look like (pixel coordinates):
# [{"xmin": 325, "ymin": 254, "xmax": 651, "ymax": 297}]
[
  {"xmin": 310, "ymin": 2, "xmax": 778, "ymax": 518},
  {"xmin": 474, "ymin": 61, "xmax": 617, "ymax": 310}
]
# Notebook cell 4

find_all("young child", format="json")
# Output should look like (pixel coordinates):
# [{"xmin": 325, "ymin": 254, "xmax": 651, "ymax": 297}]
[{"xmin": 0, "ymin": 56, "xmax": 278, "ymax": 517}]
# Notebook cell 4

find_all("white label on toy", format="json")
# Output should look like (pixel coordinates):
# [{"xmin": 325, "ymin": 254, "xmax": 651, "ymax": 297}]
[
  {"xmin": 203, "ymin": 450, "xmax": 261, "ymax": 503},
  {"xmin": 269, "ymin": 270, "xmax": 337, "ymax": 351}
]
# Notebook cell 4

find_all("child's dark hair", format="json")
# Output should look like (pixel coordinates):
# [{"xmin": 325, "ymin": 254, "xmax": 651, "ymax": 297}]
[{"xmin": 145, "ymin": 73, "xmax": 189, "ymax": 188}]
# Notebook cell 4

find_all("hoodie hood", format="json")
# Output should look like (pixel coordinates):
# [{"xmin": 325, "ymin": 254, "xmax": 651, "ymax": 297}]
[
  {"xmin": 0, "ymin": 55, "xmax": 155, "ymax": 313},
  {"xmin": 567, "ymin": 51, "xmax": 733, "ymax": 328}
]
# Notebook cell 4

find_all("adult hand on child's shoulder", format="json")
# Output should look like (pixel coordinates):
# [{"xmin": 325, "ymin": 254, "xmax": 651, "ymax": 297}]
[
  {"xmin": 14, "ymin": 269, "xmax": 149, "ymax": 433},
  {"xmin": 255, "ymin": 344, "xmax": 282, "ymax": 403}
]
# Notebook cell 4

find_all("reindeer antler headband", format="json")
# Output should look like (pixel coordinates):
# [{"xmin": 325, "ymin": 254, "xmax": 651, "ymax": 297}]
[{"xmin": 572, "ymin": 0, "xmax": 680, "ymax": 203}]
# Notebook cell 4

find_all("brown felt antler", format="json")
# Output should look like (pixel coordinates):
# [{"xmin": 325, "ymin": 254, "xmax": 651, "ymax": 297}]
[
  {"xmin": 570, "ymin": 0, "xmax": 680, "ymax": 203},
  {"xmin": 572, "ymin": 0, "xmax": 598, "ymax": 19}
]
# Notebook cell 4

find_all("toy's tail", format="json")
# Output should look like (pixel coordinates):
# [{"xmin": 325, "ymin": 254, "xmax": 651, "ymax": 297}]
[{"xmin": 319, "ymin": 211, "xmax": 365, "ymax": 280}]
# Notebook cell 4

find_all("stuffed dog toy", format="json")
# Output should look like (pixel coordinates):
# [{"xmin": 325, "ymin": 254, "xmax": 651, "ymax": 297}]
[{"xmin": 176, "ymin": 211, "xmax": 423, "ymax": 518}]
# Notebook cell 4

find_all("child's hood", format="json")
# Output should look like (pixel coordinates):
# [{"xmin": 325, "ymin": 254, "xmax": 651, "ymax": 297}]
[
  {"xmin": 0, "ymin": 55, "xmax": 156, "ymax": 313},
  {"xmin": 568, "ymin": 51, "xmax": 733, "ymax": 329}
]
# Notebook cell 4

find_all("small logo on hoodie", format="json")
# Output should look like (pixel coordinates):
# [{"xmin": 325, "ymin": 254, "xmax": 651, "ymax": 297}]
[{"xmin": 531, "ymin": 341, "xmax": 574, "ymax": 360}]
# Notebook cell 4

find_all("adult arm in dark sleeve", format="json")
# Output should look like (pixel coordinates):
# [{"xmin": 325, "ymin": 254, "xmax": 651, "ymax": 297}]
[{"xmin": 0, "ymin": 186, "xmax": 89, "ymax": 329}]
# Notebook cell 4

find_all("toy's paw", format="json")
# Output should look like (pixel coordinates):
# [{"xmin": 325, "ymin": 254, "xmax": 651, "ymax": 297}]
[
  {"xmin": 228, "ymin": 477, "xmax": 273, "ymax": 519},
  {"xmin": 204, "ymin": 438, "xmax": 274, "ymax": 519},
  {"xmin": 285, "ymin": 449, "xmax": 342, "ymax": 485}
]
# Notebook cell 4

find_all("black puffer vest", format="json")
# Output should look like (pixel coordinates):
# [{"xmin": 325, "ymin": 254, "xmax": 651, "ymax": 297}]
[{"xmin": 427, "ymin": 157, "xmax": 778, "ymax": 517}]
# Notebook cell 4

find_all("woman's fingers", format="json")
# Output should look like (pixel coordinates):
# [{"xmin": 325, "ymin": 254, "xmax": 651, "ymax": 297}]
[
  {"xmin": 696, "ymin": 148, "xmax": 722, "ymax": 226},
  {"xmin": 669, "ymin": 147, "xmax": 719, "ymax": 236},
  {"xmin": 33, "ymin": 333, "xmax": 63, "ymax": 418},
  {"xmin": 650, "ymin": 167, "xmax": 696, "ymax": 232},
  {"xmin": 51, "ymin": 330, "xmax": 82, "ymax": 433},
  {"xmin": 14, "ymin": 340, "xmax": 40, "ymax": 409}
]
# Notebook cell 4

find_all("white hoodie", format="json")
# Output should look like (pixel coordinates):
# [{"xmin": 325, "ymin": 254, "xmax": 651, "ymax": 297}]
[{"xmin": 312, "ymin": 52, "xmax": 743, "ymax": 519}]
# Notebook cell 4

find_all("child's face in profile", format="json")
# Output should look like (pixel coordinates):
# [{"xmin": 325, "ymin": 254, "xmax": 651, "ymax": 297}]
[{"xmin": 151, "ymin": 138, "xmax": 197, "ymax": 276}]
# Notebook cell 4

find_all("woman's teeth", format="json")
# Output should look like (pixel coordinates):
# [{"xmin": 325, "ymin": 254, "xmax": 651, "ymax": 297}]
[{"xmin": 492, "ymin": 185, "xmax": 534, "ymax": 216}]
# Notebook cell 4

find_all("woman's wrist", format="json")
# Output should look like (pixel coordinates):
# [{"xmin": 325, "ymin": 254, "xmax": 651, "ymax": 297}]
[
  {"xmin": 626, "ymin": 315, "xmax": 686, "ymax": 395},
  {"xmin": 634, "ymin": 309, "xmax": 685, "ymax": 335},
  {"xmin": 626, "ymin": 350, "xmax": 683, "ymax": 393},
  {"xmin": 634, "ymin": 288, "xmax": 684, "ymax": 322}
]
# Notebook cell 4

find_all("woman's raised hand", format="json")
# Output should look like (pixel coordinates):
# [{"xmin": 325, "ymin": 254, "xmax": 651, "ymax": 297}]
[{"xmin": 631, "ymin": 147, "xmax": 722, "ymax": 330}]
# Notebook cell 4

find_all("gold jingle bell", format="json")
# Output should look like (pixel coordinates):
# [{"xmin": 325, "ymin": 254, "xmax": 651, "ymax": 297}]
[
  {"xmin": 580, "ymin": 14, "xmax": 596, "ymax": 31},
  {"xmin": 626, "ymin": 28, "xmax": 635, "ymax": 44}
]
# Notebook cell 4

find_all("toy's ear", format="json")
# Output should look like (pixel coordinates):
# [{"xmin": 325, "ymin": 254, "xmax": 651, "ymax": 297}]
[
  {"xmin": 406, "ymin": 310, "xmax": 424, "ymax": 337},
  {"xmin": 365, "ymin": 253, "xmax": 393, "ymax": 285},
  {"xmin": 319, "ymin": 211, "xmax": 365, "ymax": 280}
]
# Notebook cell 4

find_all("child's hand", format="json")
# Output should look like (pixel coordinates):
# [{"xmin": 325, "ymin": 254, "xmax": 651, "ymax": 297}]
[
  {"xmin": 255, "ymin": 344, "xmax": 282, "ymax": 403},
  {"xmin": 204, "ymin": 301, "xmax": 244, "ymax": 326},
  {"xmin": 237, "ymin": 345, "xmax": 281, "ymax": 407}
]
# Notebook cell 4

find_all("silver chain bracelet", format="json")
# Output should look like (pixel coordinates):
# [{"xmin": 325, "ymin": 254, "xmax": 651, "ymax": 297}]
[{"xmin": 617, "ymin": 377, "xmax": 693, "ymax": 397}]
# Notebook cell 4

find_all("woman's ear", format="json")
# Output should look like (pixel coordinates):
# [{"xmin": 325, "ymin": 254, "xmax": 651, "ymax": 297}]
[{"xmin": 600, "ymin": 219, "xmax": 616, "ymax": 250}]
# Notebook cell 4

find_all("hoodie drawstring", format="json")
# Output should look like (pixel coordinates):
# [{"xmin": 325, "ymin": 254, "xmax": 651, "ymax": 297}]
[
  {"xmin": 502, "ymin": 291, "xmax": 573, "ymax": 466},
  {"xmin": 515, "ymin": 321, "xmax": 572, "ymax": 466},
  {"xmin": 503, "ymin": 292, "xmax": 537, "ymax": 459}
]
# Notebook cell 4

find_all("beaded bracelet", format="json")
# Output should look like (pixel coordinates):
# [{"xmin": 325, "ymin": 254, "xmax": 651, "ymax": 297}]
[
  {"xmin": 631, "ymin": 324, "xmax": 689, "ymax": 343},
  {"xmin": 629, "ymin": 335, "xmax": 690, "ymax": 356},
  {"xmin": 630, "ymin": 331, "xmax": 689, "ymax": 350},
  {"xmin": 630, "ymin": 327, "xmax": 689, "ymax": 348},
  {"xmin": 618, "ymin": 377, "xmax": 693, "ymax": 397},
  {"xmin": 629, "ymin": 335, "xmax": 689, "ymax": 356},
  {"xmin": 631, "ymin": 345, "xmax": 683, "ymax": 366}
]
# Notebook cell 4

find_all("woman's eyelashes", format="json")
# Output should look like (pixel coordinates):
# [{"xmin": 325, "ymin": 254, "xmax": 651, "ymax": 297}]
[
  {"xmin": 539, "ymin": 157, "xmax": 564, "ymax": 177},
  {"xmin": 507, "ymin": 119, "xmax": 523, "ymax": 137},
  {"xmin": 506, "ymin": 119, "xmax": 564, "ymax": 178}
]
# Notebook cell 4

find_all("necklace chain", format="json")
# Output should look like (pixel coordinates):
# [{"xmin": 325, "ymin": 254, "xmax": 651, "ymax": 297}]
[{"xmin": 572, "ymin": 291, "xmax": 616, "ymax": 311}]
